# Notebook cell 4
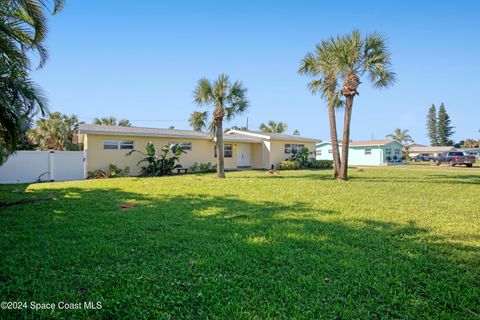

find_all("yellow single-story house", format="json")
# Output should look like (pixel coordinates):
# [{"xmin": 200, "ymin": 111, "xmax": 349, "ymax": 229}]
[{"xmin": 78, "ymin": 124, "xmax": 318, "ymax": 175}]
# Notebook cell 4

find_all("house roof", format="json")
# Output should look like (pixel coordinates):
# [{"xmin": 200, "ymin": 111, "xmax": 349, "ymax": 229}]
[
  {"xmin": 317, "ymin": 139, "xmax": 402, "ymax": 147},
  {"xmin": 409, "ymin": 146, "xmax": 456, "ymax": 153},
  {"xmin": 226, "ymin": 130, "xmax": 319, "ymax": 142},
  {"xmin": 78, "ymin": 124, "xmax": 263, "ymax": 142}
]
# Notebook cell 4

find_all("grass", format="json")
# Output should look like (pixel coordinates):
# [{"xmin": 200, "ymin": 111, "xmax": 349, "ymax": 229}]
[{"xmin": 0, "ymin": 165, "xmax": 479, "ymax": 319}]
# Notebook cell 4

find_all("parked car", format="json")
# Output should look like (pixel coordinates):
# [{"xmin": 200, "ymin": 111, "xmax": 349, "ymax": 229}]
[
  {"xmin": 410, "ymin": 153, "xmax": 433, "ymax": 162},
  {"xmin": 434, "ymin": 151, "xmax": 475, "ymax": 167}
]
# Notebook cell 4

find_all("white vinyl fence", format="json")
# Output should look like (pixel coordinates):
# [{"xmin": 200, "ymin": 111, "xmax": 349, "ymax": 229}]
[{"xmin": 0, "ymin": 151, "xmax": 85, "ymax": 184}]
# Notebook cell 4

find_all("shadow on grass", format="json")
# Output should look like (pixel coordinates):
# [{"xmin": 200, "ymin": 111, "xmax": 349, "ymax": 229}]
[{"xmin": 0, "ymin": 186, "xmax": 479, "ymax": 319}]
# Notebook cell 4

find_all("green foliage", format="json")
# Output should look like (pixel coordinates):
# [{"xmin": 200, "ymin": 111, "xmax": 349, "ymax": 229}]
[
  {"xmin": 427, "ymin": 104, "xmax": 438, "ymax": 146},
  {"xmin": 1, "ymin": 167, "xmax": 479, "ymax": 318},
  {"xmin": 259, "ymin": 120, "xmax": 288, "ymax": 133},
  {"xmin": 278, "ymin": 160, "xmax": 301, "ymax": 170},
  {"xmin": 293, "ymin": 129, "xmax": 300, "ymax": 135},
  {"xmin": 307, "ymin": 159, "xmax": 334, "ymax": 169},
  {"xmin": 27, "ymin": 112, "xmax": 82, "ymax": 151},
  {"xmin": 437, "ymin": 103, "xmax": 455, "ymax": 146},
  {"xmin": 289, "ymin": 147, "xmax": 311, "ymax": 167},
  {"xmin": 93, "ymin": 116, "xmax": 132, "ymax": 127},
  {"xmin": 87, "ymin": 164, "xmax": 130, "ymax": 179},
  {"xmin": 386, "ymin": 128, "xmax": 414, "ymax": 145},
  {"xmin": 189, "ymin": 111, "xmax": 209, "ymax": 132},
  {"xmin": 0, "ymin": 59, "xmax": 47, "ymax": 164},
  {"xmin": 462, "ymin": 139, "xmax": 480, "ymax": 149},
  {"xmin": 127, "ymin": 142, "xmax": 186, "ymax": 176},
  {"xmin": 190, "ymin": 162, "xmax": 216, "ymax": 173}
]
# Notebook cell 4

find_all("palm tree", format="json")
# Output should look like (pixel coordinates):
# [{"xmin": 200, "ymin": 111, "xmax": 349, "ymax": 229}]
[
  {"xmin": 293, "ymin": 129, "xmax": 300, "ymax": 136},
  {"xmin": 193, "ymin": 74, "xmax": 249, "ymax": 178},
  {"xmin": 189, "ymin": 111, "xmax": 209, "ymax": 132},
  {"xmin": 299, "ymin": 40, "xmax": 343, "ymax": 178},
  {"xmin": 0, "ymin": 0, "xmax": 64, "ymax": 69},
  {"xmin": 0, "ymin": 59, "xmax": 46, "ymax": 164},
  {"xmin": 330, "ymin": 30, "xmax": 395, "ymax": 180},
  {"xmin": 93, "ymin": 116, "xmax": 131, "ymax": 127},
  {"xmin": 386, "ymin": 128, "xmax": 414, "ymax": 145},
  {"xmin": 28, "ymin": 112, "xmax": 81, "ymax": 151},
  {"xmin": 259, "ymin": 120, "xmax": 287, "ymax": 133}
]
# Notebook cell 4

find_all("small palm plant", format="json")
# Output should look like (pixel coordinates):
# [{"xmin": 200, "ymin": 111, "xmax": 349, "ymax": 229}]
[
  {"xmin": 126, "ymin": 142, "xmax": 186, "ymax": 176},
  {"xmin": 193, "ymin": 74, "xmax": 249, "ymax": 178}
]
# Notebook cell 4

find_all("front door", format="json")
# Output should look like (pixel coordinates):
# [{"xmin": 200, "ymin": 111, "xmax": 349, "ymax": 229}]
[{"xmin": 236, "ymin": 144, "xmax": 251, "ymax": 167}]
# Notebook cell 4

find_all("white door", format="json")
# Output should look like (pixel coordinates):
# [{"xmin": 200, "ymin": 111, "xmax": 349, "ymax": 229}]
[{"xmin": 236, "ymin": 144, "xmax": 251, "ymax": 167}]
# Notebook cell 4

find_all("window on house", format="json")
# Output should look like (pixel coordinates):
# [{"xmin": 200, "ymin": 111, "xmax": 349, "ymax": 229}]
[
  {"xmin": 394, "ymin": 149, "xmax": 401, "ymax": 155},
  {"xmin": 328, "ymin": 149, "xmax": 332, "ymax": 154},
  {"xmin": 103, "ymin": 140, "xmax": 134, "ymax": 150},
  {"xmin": 169, "ymin": 141, "xmax": 192, "ymax": 151},
  {"xmin": 364, "ymin": 148, "xmax": 372, "ymax": 155},
  {"xmin": 386, "ymin": 148, "xmax": 392, "ymax": 155},
  {"xmin": 318, "ymin": 149, "xmax": 322, "ymax": 156},
  {"xmin": 285, "ymin": 144, "xmax": 305, "ymax": 154},
  {"xmin": 214, "ymin": 144, "xmax": 233, "ymax": 158}
]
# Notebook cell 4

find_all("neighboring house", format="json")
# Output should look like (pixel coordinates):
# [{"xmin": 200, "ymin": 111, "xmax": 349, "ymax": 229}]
[
  {"xmin": 408, "ymin": 145, "xmax": 456, "ymax": 157},
  {"xmin": 460, "ymin": 147, "xmax": 480, "ymax": 160},
  {"xmin": 316, "ymin": 140, "xmax": 404, "ymax": 166},
  {"xmin": 77, "ymin": 125, "xmax": 317, "ymax": 175}
]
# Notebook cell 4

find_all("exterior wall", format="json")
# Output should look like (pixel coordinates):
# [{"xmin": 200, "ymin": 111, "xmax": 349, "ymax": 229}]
[
  {"xmin": 349, "ymin": 146, "xmax": 383, "ymax": 166},
  {"xmin": 85, "ymin": 134, "xmax": 219, "ymax": 175},
  {"xmin": 317, "ymin": 141, "xmax": 404, "ymax": 166},
  {"xmin": 84, "ymin": 134, "xmax": 271, "ymax": 175},
  {"xmin": 269, "ymin": 140, "xmax": 316, "ymax": 168}
]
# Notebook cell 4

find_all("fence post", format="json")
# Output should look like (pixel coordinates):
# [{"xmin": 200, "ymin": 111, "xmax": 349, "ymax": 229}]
[{"xmin": 49, "ymin": 151, "xmax": 55, "ymax": 181}]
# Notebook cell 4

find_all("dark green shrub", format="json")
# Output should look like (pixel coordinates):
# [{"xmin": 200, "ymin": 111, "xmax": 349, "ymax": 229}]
[{"xmin": 307, "ymin": 159, "xmax": 333, "ymax": 169}]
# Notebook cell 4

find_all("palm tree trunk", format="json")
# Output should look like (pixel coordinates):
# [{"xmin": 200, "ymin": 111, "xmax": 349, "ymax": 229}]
[
  {"xmin": 339, "ymin": 95, "xmax": 354, "ymax": 180},
  {"xmin": 215, "ymin": 119, "xmax": 226, "ymax": 178},
  {"xmin": 327, "ymin": 99, "xmax": 341, "ymax": 179}
]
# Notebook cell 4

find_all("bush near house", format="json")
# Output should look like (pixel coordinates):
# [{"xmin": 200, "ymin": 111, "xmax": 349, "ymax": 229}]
[
  {"xmin": 126, "ymin": 142, "xmax": 186, "ymax": 176},
  {"xmin": 190, "ymin": 162, "xmax": 216, "ymax": 173},
  {"xmin": 279, "ymin": 147, "xmax": 333, "ymax": 170},
  {"xmin": 87, "ymin": 164, "xmax": 129, "ymax": 179}
]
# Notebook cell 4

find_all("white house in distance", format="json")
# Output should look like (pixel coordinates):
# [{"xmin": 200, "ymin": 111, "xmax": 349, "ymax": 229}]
[{"xmin": 316, "ymin": 140, "xmax": 404, "ymax": 166}]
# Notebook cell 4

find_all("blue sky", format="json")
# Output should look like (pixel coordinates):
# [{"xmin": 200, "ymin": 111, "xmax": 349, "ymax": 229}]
[{"xmin": 32, "ymin": 0, "xmax": 480, "ymax": 144}]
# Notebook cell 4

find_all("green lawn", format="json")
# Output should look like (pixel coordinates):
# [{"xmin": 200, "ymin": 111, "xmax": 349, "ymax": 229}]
[{"xmin": 1, "ymin": 165, "xmax": 479, "ymax": 319}]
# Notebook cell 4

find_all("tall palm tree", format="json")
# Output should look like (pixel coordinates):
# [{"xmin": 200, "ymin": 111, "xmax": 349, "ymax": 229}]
[
  {"xmin": 193, "ymin": 74, "xmax": 249, "ymax": 178},
  {"xmin": 330, "ymin": 30, "xmax": 395, "ymax": 180},
  {"xmin": 259, "ymin": 120, "xmax": 287, "ymax": 133},
  {"xmin": 93, "ymin": 116, "xmax": 131, "ymax": 127},
  {"xmin": 299, "ymin": 40, "xmax": 343, "ymax": 178},
  {"xmin": 28, "ymin": 112, "xmax": 81, "ymax": 151},
  {"xmin": 386, "ymin": 128, "xmax": 414, "ymax": 145},
  {"xmin": 189, "ymin": 111, "xmax": 209, "ymax": 132}
]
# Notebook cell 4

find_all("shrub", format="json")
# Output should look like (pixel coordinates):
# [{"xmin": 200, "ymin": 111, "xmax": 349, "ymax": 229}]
[
  {"xmin": 190, "ymin": 162, "xmax": 216, "ymax": 173},
  {"xmin": 126, "ymin": 142, "xmax": 186, "ymax": 176},
  {"xmin": 278, "ymin": 159, "xmax": 333, "ymax": 170},
  {"xmin": 278, "ymin": 160, "xmax": 301, "ymax": 170},
  {"xmin": 307, "ymin": 159, "xmax": 333, "ymax": 169},
  {"xmin": 87, "ymin": 164, "xmax": 129, "ymax": 179}
]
